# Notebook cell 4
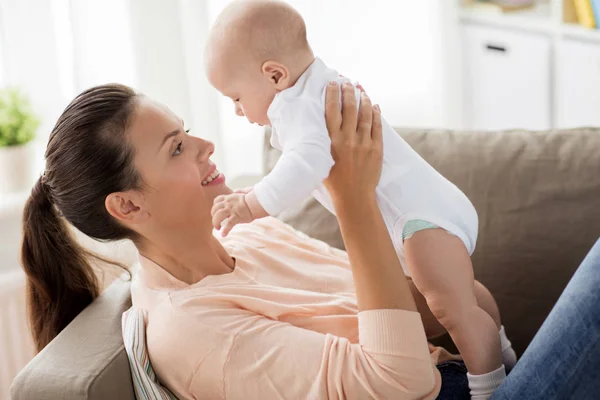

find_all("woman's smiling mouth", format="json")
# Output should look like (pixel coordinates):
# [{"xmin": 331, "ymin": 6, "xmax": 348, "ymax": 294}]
[{"xmin": 202, "ymin": 166, "xmax": 223, "ymax": 186}]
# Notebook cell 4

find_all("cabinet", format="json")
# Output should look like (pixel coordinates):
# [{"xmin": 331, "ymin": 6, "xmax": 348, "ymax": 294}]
[
  {"xmin": 458, "ymin": 0, "xmax": 600, "ymax": 130},
  {"xmin": 462, "ymin": 24, "xmax": 551, "ymax": 130},
  {"xmin": 557, "ymin": 39, "xmax": 600, "ymax": 128}
]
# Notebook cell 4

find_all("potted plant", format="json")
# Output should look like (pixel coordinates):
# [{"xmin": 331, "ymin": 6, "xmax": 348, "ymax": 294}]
[{"xmin": 0, "ymin": 87, "xmax": 39, "ymax": 194}]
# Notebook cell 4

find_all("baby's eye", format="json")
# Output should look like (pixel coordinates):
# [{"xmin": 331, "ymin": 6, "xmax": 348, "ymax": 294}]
[
  {"xmin": 173, "ymin": 141, "xmax": 183, "ymax": 156},
  {"xmin": 235, "ymin": 98, "xmax": 240, "ymax": 102}
]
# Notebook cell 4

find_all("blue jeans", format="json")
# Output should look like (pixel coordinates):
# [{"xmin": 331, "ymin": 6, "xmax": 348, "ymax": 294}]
[
  {"xmin": 437, "ymin": 239, "xmax": 600, "ymax": 400},
  {"xmin": 436, "ymin": 360, "xmax": 470, "ymax": 399},
  {"xmin": 491, "ymin": 238, "xmax": 600, "ymax": 399}
]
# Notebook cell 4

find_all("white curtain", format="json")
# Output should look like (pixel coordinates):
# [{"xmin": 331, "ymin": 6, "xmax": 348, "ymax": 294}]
[{"xmin": 0, "ymin": 0, "xmax": 459, "ymax": 183}]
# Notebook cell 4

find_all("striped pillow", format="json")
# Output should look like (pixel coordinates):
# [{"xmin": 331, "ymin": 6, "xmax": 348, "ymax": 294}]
[{"xmin": 122, "ymin": 307, "xmax": 178, "ymax": 400}]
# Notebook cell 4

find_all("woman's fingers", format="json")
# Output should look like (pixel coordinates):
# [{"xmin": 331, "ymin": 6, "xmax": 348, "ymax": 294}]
[
  {"xmin": 372, "ymin": 104, "xmax": 383, "ymax": 145},
  {"xmin": 340, "ymin": 82, "xmax": 358, "ymax": 133},
  {"xmin": 357, "ymin": 92, "xmax": 373, "ymax": 143},
  {"xmin": 325, "ymin": 81, "xmax": 342, "ymax": 136}
]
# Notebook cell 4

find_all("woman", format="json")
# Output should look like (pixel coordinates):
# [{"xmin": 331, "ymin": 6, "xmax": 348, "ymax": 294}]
[
  {"xmin": 20, "ymin": 82, "xmax": 600, "ymax": 399},
  {"xmin": 20, "ymin": 82, "xmax": 441, "ymax": 399}
]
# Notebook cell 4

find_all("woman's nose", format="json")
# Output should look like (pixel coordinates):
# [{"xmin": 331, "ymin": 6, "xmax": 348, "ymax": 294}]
[
  {"xmin": 198, "ymin": 139, "xmax": 215, "ymax": 161},
  {"xmin": 234, "ymin": 103, "xmax": 244, "ymax": 117}
]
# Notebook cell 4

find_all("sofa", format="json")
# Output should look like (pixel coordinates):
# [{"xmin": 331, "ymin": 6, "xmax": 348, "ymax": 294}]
[{"xmin": 12, "ymin": 127, "xmax": 600, "ymax": 399}]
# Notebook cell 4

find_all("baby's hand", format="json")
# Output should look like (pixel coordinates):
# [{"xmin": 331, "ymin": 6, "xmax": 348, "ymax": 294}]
[
  {"xmin": 233, "ymin": 187, "xmax": 253, "ymax": 194},
  {"xmin": 211, "ymin": 192, "xmax": 254, "ymax": 236}
]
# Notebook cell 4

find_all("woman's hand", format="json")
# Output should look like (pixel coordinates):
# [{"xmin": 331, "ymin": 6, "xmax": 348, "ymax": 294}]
[
  {"xmin": 323, "ymin": 82, "xmax": 382, "ymax": 206},
  {"xmin": 322, "ymin": 82, "xmax": 416, "ymax": 313}
]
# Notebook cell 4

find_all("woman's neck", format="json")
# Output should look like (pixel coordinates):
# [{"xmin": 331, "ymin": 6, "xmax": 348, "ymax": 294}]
[{"xmin": 136, "ymin": 228, "xmax": 234, "ymax": 285}]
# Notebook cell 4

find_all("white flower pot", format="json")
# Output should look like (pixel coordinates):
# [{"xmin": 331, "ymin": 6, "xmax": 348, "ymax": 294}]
[{"xmin": 0, "ymin": 143, "xmax": 36, "ymax": 194}]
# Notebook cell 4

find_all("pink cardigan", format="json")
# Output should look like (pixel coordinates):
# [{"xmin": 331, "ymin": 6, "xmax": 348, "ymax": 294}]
[{"xmin": 131, "ymin": 217, "xmax": 454, "ymax": 399}]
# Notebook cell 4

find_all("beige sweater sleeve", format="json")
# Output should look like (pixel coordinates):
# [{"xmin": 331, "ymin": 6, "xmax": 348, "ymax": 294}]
[{"xmin": 190, "ymin": 308, "xmax": 439, "ymax": 400}]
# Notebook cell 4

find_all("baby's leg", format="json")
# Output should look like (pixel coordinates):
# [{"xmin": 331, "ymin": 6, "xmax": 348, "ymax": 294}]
[
  {"xmin": 410, "ymin": 279, "xmax": 499, "ymax": 337},
  {"xmin": 411, "ymin": 276, "xmax": 518, "ymax": 369},
  {"xmin": 401, "ymin": 220, "xmax": 516, "ymax": 368},
  {"xmin": 473, "ymin": 281, "xmax": 518, "ymax": 369},
  {"xmin": 404, "ymin": 228, "xmax": 502, "ymax": 374},
  {"xmin": 473, "ymin": 280, "xmax": 501, "ymax": 328},
  {"xmin": 407, "ymin": 277, "xmax": 447, "ymax": 339}
]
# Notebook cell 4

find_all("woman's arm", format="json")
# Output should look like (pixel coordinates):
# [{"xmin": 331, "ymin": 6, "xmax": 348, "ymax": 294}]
[
  {"xmin": 323, "ymin": 82, "xmax": 417, "ymax": 313},
  {"xmin": 191, "ymin": 307, "xmax": 438, "ymax": 400}
]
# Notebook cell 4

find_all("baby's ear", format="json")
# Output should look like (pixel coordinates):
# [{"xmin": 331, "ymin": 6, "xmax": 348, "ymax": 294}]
[{"xmin": 261, "ymin": 61, "xmax": 289, "ymax": 90}]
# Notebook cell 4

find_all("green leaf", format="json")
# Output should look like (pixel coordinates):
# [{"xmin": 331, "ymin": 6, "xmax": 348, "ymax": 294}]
[{"xmin": 0, "ymin": 87, "xmax": 39, "ymax": 147}]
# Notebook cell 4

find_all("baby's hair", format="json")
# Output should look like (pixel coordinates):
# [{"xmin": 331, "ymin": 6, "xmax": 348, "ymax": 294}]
[{"xmin": 208, "ymin": 0, "xmax": 312, "ymax": 67}]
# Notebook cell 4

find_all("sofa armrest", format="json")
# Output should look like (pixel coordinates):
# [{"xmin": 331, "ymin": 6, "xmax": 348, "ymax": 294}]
[{"xmin": 11, "ymin": 278, "xmax": 135, "ymax": 400}]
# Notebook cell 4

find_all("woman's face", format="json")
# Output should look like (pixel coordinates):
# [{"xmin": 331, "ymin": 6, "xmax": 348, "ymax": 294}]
[{"xmin": 126, "ymin": 96, "xmax": 230, "ymax": 233}]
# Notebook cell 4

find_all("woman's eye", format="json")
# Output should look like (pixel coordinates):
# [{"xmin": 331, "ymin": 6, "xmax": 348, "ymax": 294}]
[{"xmin": 173, "ymin": 141, "xmax": 183, "ymax": 156}]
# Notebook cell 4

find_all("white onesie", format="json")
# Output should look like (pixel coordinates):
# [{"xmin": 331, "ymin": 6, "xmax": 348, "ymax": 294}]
[{"xmin": 254, "ymin": 57, "xmax": 478, "ymax": 271}]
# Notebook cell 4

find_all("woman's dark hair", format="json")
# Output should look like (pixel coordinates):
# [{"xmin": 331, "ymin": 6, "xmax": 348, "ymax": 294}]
[{"xmin": 21, "ymin": 84, "xmax": 141, "ymax": 351}]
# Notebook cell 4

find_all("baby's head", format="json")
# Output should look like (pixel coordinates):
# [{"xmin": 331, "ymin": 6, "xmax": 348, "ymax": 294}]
[{"xmin": 205, "ymin": 0, "xmax": 314, "ymax": 126}]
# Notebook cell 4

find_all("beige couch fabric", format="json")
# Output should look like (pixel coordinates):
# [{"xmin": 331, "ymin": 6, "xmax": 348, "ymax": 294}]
[
  {"xmin": 265, "ymin": 127, "xmax": 600, "ymax": 355},
  {"xmin": 11, "ymin": 278, "xmax": 135, "ymax": 400}
]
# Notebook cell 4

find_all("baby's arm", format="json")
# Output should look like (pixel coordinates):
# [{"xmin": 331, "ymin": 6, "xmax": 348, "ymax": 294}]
[
  {"xmin": 211, "ymin": 99, "xmax": 334, "ymax": 236},
  {"xmin": 252, "ymin": 99, "xmax": 334, "ymax": 216}
]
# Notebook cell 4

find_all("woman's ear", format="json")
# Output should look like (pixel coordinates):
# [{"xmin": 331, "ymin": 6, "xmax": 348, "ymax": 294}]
[
  {"xmin": 261, "ymin": 61, "xmax": 290, "ymax": 90},
  {"xmin": 105, "ymin": 191, "xmax": 148, "ymax": 225}
]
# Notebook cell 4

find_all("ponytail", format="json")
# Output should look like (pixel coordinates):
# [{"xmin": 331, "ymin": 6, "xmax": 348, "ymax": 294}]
[
  {"xmin": 21, "ymin": 177, "xmax": 100, "ymax": 352},
  {"xmin": 19, "ymin": 84, "xmax": 140, "ymax": 351}
]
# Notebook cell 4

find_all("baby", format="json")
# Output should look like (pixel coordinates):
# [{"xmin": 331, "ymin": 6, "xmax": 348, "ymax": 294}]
[{"xmin": 205, "ymin": 0, "xmax": 516, "ymax": 397}]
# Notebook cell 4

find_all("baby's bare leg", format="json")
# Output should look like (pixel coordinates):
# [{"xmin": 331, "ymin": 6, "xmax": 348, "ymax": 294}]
[
  {"xmin": 404, "ymin": 229, "xmax": 502, "ymax": 374},
  {"xmin": 473, "ymin": 280, "xmax": 501, "ymax": 328},
  {"xmin": 407, "ymin": 278, "xmax": 446, "ymax": 339},
  {"xmin": 410, "ymin": 278, "xmax": 501, "ymax": 339}
]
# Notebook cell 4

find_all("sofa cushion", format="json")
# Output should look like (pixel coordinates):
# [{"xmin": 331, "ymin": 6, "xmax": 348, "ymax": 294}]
[
  {"xmin": 11, "ymin": 278, "xmax": 134, "ymax": 400},
  {"xmin": 264, "ymin": 127, "xmax": 600, "ymax": 355},
  {"xmin": 122, "ymin": 307, "xmax": 177, "ymax": 399}
]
